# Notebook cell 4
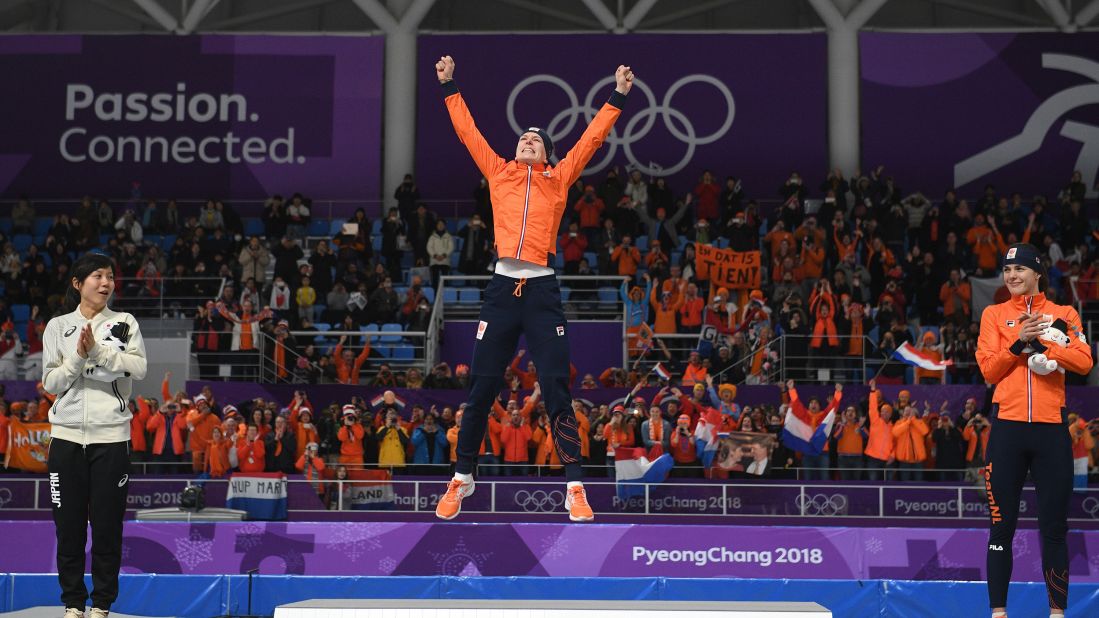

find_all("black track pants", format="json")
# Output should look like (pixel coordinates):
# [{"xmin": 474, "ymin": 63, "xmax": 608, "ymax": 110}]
[
  {"xmin": 48, "ymin": 438, "xmax": 131, "ymax": 611},
  {"xmin": 985, "ymin": 417, "xmax": 1072, "ymax": 611},
  {"xmin": 457, "ymin": 274, "xmax": 583, "ymax": 481}
]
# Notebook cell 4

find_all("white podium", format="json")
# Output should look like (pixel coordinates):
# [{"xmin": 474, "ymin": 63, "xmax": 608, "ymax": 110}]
[{"xmin": 274, "ymin": 599, "xmax": 832, "ymax": 618}]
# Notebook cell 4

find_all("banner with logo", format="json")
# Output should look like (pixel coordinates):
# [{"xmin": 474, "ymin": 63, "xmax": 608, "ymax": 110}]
[
  {"xmin": 861, "ymin": 33, "xmax": 1099, "ymax": 201},
  {"xmin": 694, "ymin": 245, "xmax": 761, "ymax": 290},
  {"xmin": 4, "ymin": 418, "xmax": 50, "ymax": 473},
  {"xmin": 225, "ymin": 472, "xmax": 288, "ymax": 520},
  {"xmin": 416, "ymin": 34, "xmax": 827, "ymax": 200},
  {"xmin": 2, "ymin": 519, "xmax": 1099, "ymax": 582},
  {"xmin": 710, "ymin": 431, "xmax": 778, "ymax": 476},
  {"xmin": 347, "ymin": 468, "xmax": 395, "ymax": 510},
  {"xmin": 0, "ymin": 35, "xmax": 383, "ymax": 200}
]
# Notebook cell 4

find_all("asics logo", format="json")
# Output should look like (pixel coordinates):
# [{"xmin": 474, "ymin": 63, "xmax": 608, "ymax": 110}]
[
  {"xmin": 955, "ymin": 53, "xmax": 1099, "ymax": 197},
  {"xmin": 118, "ymin": 474, "xmax": 128, "ymax": 487},
  {"xmin": 507, "ymin": 74, "xmax": 735, "ymax": 177},
  {"xmin": 795, "ymin": 493, "xmax": 848, "ymax": 516},
  {"xmin": 513, "ymin": 489, "xmax": 565, "ymax": 512},
  {"xmin": 64, "ymin": 326, "xmax": 77, "ymax": 337}
]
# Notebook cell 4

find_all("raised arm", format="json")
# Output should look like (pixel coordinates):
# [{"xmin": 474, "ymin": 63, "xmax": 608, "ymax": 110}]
[
  {"xmin": 556, "ymin": 65, "xmax": 633, "ymax": 187},
  {"xmin": 437, "ymin": 55, "xmax": 506, "ymax": 179}
]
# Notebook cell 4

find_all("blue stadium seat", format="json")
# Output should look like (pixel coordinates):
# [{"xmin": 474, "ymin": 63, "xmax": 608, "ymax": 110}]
[
  {"xmin": 12, "ymin": 235, "xmax": 31, "ymax": 254},
  {"xmin": 678, "ymin": 237, "xmax": 689, "ymax": 251},
  {"xmin": 559, "ymin": 286, "xmax": 571, "ymax": 301},
  {"xmin": 374, "ymin": 345, "xmax": 391, "ymax": 358},
  {"xmin": 583, "ymin": 251, "xmax": 597, "ymax": 267},
  {"xmin": 161, "ymin": 235, "xmax": 177, "ymax": 250},
  {"xmin": 0, "ymin": 220, "xmax": 10, "ymax": 234},
  {"xmin": 99, "ymin": 234, "xmax": 110, "ymax": 246},
  {"xmin": 635, "ymin": 236, "xmax": 648, "ymax": 252},
  {"xmin": 458, "ymin": 288, "xmax": 481, "ymax": 303},
  {"xmin": 311, "ymin": 304, "xmax": 326, "ymax": 321},
  {"xmin": 243, "ymin": 219, "xmax": 264, "ymax": 237},
  {"xmin": 554, "ymin": 253, "xmax": 564, "ymax": 269},
  {"xmin": 394, "ymin": 286, "xmax": 408, "ymax": 299},
  {"xmin": 597, "ymin": 287, "xmax": 619, "ymax": 304},
  {"xmin": 329, "ymin": 219, "xmax": 348, "ymax": 235},
  {"xmin": 314, "ymin": 323, "xmax": 331, "ymax": 331},
  {"xmin": 380, "ymin": 323, "xmax": 403, "ymax": 343},
  {"xmin": 422, "ymin": 287, "xmax": 435, "ymax": 304},
  {"xmin": 33, "ymin": 218, "xmax": 52, "ymax": 237},
  {"xmin": 307, "ymin": 219, "xmax": 328, "ymax": 237},
  {"xmin": 372, "ymin": 236, "xmax": 382, "ymax": 251},
  {"xmin": 454, "ymin": 237, "xmax": 464, "ymax": 253},
  {"xmin": 391, "ymin": 344, "xmax": 415, "ymax": 360},
  {"xmin": 371, "ymin": 219, "xmax": 382, "ymax": 235},
  {"xmin": 443, "ymin": 288, "xmax": 459, "ymax": 304},
  {"xmin": 713, "ymin": 238, "xmax": 729, "ymax": 249},
  {"xmin": 450, "ymin": 253, "xmax": 460, "ymax": 269},
  {"xmin": 144, "ymin": 235, "xmax": 162, "ymax": 248}
]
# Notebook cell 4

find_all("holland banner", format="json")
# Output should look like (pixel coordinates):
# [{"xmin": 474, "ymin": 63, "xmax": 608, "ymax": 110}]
[
  {"xmin": 226, "ymin": 473, "xmax": 288, "ymax": 520},
  {"xmin": 892, "ymin": 341, "xmax": 952, "ymax": 370},
  {"xmin": 347, "ymin": 468, "xmax": 396, "ymax": 510},
  {"xmin": 370, "ymin": 392, "xmax": 406, "ymax": 410}
]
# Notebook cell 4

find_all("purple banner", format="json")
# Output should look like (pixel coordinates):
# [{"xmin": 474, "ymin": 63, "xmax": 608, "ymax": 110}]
[
  {"xmin": 439, "ymin": 320, "xmax": 623, "ymax": 380},
  {"xmin": 416, "ymin": 34, "xmax": 827, "ymax": 201},
  {"xmin": 861, "ymin": 33, "xmax": 1099, "ymax": 200},
  {"xmin": 0, "ymin": 519, "xmax": 1096, "ymax": 581},
  {"xmin": 0, "ymin": 35, "xmax": 382, "ymax": 200}
]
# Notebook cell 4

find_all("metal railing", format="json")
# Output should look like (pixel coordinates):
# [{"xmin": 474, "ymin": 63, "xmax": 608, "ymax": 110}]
[
  {"xmin": 0, "ymin": 476, "xmax": 1094, "ymax": 522},
  {"xmin": 435, "ymin": 274, "xmax": 630, "ymax": 321},
  {"xmin": 187, "ymin": 328, "xmax": 428, "ymax": 384},
  {"xmin": 112, "ymin": 276, "xmax": 225, "ymax": 318}
]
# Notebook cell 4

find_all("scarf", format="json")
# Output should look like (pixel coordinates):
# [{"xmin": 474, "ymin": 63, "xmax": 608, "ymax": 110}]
[
  {"xmin": 275, "ymin": 339, "xmax": 287, "ymax": 378},
  {"xmin": 812, "ymin": 316, "xmax": 838, "ymax": 348},
  {"xmin": 649, "ymin": 417, "xmax": 664, "ymax": 444},
  {"xmin": 239, "ymin": 315, "xmax": 254, "ymax": 351},
  {"xmin": 847, "ymin": 315, "xmax": 863, "ymax": 355}
]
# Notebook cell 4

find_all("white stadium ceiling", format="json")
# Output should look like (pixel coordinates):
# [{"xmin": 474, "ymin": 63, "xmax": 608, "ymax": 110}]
[{"xmin": 2, "ymin": 0, "xmax": 1099, "ymax": 34}]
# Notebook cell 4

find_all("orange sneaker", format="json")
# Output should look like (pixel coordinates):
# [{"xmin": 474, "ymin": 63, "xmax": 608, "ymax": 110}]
[
  {"xmin": 565, "ymin": 484, "xmax": 594, "ymax": 522},
  {"xmin": 435, "ymin": 477, "xmax": 474, "ymax": 520}
]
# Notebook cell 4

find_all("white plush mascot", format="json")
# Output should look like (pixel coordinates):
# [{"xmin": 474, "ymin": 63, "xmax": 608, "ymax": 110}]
[{"xmin": 1028, "ymin": 318, "xmax": 1070, "ymax": 375}]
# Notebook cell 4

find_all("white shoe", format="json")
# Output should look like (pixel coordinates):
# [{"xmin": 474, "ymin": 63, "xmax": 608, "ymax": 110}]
[
  {"xmin": 63, "ymin": 609, "xmax": 84, "ymax": 618},
  {"xmin": 88, "ymin": 609, "xmax": 109, "ymax": 618}
]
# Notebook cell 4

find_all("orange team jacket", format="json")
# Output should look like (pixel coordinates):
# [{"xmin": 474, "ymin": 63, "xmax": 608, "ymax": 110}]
[
  {"xmin": 334, "ymin": 342, "xmax": 370, "ymax": 385},
  {"xmin": 444, "ymin": 82, "xmax": 626, "ymax": 266},
  {"xmin": 864, "ymin": 390, "xmax": 895, "ymax": 462},
  {"xmin": 651, "ymin": 285, "xmax": 685, "ymax": 334},
  {"xmin": 187, "ymin": 409, "xmax": 221, "ymax": 452},
  {"xmin": 205, "ymin": 439, "xmax": 231, "ymax": 478},
  {"xmin": 976, "ymin": 293, "xmax": 1094, "ymax": 423},
  {"xmin": 236, "ymin": 439, "xmax": 266, "ymax": 473},
  {"xmin": 147, "ymin": 411, "xmax": 187, "ymax": 456}
]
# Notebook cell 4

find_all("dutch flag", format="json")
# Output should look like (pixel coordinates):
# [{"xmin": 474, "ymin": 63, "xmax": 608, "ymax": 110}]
[
  {"xmin": 693, "ymin": 408, "xmax": 723, "ymax": 468},
  {"xmin": 892, "ymin": 341, "xmax": 952, "ymax": 370},
  {"xmin": 653, "ymin": 362, "xmax": 672, "ymax": 381},
  {"xmin": 782, "ymin": 405, "xmax": 836, "ymax": 456},
  {"xmin": 614, "ymin": 447, "xmax": 674, "ymax": 501}
]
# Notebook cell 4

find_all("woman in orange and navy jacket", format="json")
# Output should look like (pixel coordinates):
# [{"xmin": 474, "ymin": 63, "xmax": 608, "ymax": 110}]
[{"xmin": 975, "ymin": 243, "xmax": 1093, "ymax": 618}]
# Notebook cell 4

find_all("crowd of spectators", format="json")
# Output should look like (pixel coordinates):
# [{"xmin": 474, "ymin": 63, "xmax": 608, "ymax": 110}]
[{"xmin": 2, "ymin": 165, "xmax": 1099, "ymax": 488}]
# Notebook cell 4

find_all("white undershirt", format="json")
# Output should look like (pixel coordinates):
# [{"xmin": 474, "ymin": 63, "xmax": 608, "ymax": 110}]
[{"xmin": 494, "ymin": 257, "xmax": 554, "ymax": 279}]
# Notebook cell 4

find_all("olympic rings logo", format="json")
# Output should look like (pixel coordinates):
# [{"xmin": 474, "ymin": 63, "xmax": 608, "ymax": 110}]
[
  {"xmin": 513, "ymin": 489, "xmax": 565, "ymax": 512},
  {"xmin": 506, "ymin": 74, "xmax": 735, "ymax": 177},
  {"xmin": 0, "ymin": 488, "xmax": 10, "ymax": 509},
  {"xmin": 1082, "ymin": 497, "xmax": 1099, "ymax": 519},
  {"xmin": 795, "ymin": 493, "xmax": 848, "ymax": 516}
]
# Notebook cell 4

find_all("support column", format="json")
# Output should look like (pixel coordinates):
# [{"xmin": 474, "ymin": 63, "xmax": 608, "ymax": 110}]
[
  {"xmin": 351, "ymin": 0, "xmax": 436, "ymax": 208},
  {"xmin": 807, "ymin": 0, "xmax": 889, "ymax": 175}
]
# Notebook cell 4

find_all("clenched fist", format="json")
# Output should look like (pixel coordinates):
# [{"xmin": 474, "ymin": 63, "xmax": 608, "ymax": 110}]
[
  {"xmin": 436, "ymin": 55, "xmax": 455, "ymax": 83},
  {"xmin": 615, "ymin": 65, "xmax": 634, "ymax": 94}
]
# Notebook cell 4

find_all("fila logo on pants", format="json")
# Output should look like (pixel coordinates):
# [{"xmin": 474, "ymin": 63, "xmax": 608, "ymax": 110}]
[
  {"xmin": 989, "ymin": 544, "xmax": 1005, "ymax": 551},
  {"xmin": 49, "ymin": 472, "xmax": 61, "ymax": 508}
]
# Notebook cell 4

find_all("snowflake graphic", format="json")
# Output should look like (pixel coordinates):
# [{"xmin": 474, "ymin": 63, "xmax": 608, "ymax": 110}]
[
  {"xmin": 235, "ymin": 523, "xmax": 264, "ymax": 551},
  {"xmin": 864, "ymin": 537, "xmax": 883, "ymax": 555},
  {"xmin": 120, "ymin": 542, "xmax": 131, "ymax": 561},
  {"xmin": 1013, "ymin": 533, "xmax": 1032, "ymax": 560},
  {"xmin": 928, "ymin": 558, "xmax": 966, "ymax": 580},
  {"xmin": 428, "ymin": 537, "xmax": 492, "ymax": 576},
  {"xmin": 174, "ymin": 531, "xmax": 215, "ymax": 570},
  {"xmin": 1089, "ymin": 553, "xmax": 1099, "ymax": 572},
  {"xmin": 325, "ymin": 523, "xmax": 386, "ymax": 563},
  {"xmin": 378, "ymin": 556, "xmax": 398, "ymax": 574},
  {"xmin": 539, "ymin": 534, "xmax": 571, "ymax": 560}
]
